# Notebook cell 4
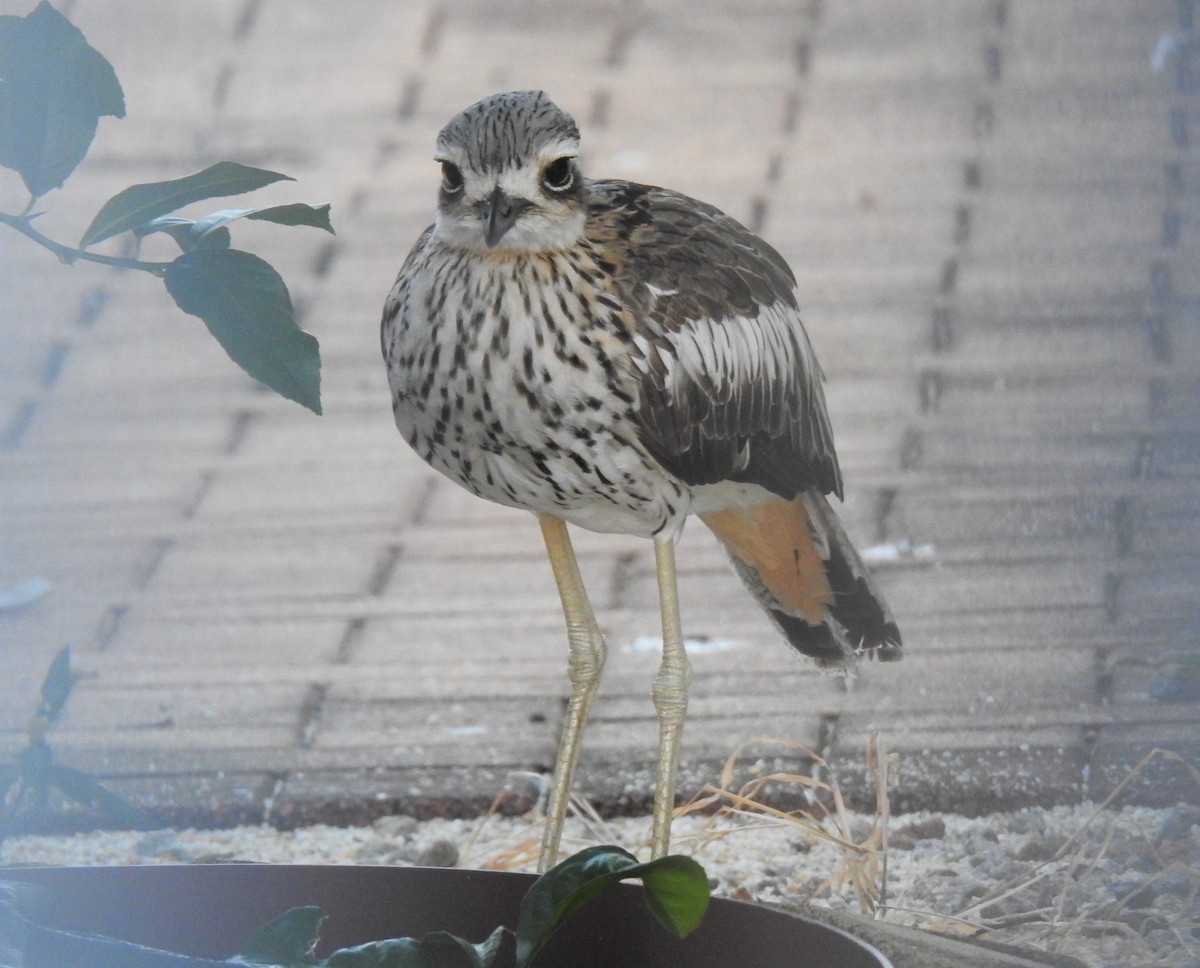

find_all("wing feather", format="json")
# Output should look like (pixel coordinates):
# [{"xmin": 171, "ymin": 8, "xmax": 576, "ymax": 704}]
[{"xmin": 587, "ymin": 180, "xmax": 841, "ymax": 500}]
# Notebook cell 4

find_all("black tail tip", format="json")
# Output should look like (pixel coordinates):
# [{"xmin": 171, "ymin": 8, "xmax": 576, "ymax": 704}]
[
  {"xmin": 769, "ymin": 610, "xmax": 902, "ymax": 667},
  {"xmin": 867, "ymin": 623, "xmax": 904, "ymax": 662}
]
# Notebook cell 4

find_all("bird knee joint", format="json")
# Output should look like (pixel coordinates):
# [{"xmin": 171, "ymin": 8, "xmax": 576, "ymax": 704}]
[
  {"xmin": 565, "ymin": 628, "xmax": 606, "ymax": 685},
  {"xmin": 652, "ymin": 663, "xmax": 691, "ymax": 720}
]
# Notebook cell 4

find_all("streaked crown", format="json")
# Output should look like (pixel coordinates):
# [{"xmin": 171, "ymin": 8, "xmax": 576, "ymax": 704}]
[
  {"xmin": 431, "ymin": 91, "xmax": 586, "ymax": 253},
  {"xmin": 437, "ymin": 90, "xmax": 580, "ymax": 171}
]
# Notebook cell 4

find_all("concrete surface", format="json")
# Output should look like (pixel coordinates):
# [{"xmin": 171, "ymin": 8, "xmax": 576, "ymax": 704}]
[{"xmin": 1, "ymin": 0, "xmax": 1197, "ymax": 832}]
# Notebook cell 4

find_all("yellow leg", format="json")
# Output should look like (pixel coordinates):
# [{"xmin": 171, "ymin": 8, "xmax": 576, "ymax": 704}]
[
  {"xmin": 536, "ymin": 514, "xmax": 607, "ymax": 872},
  {"xmin": 649, "ymin": 537, "xmax": 691, "ymax": 859}
]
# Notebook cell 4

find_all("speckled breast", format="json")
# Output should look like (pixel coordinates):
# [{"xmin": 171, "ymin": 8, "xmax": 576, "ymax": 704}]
[{"xmin": 384, "ymin": 244, "xmax": 689, "ymax": 537}]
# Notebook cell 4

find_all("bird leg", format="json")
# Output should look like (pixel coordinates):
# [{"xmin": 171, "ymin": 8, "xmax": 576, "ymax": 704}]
[
  {"xmin": 649, "ymin": 536, "xmax": 692, "ymax": 859},
  {"xmin": 536, "ymin": 513, "xmax": 607, "ymax": 873}
]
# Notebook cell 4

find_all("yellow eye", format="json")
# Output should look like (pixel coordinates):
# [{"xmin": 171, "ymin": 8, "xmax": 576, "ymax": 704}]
[
  {"xmin": 440, "ymin": 161, "xmax": 464, "ymax": 193},
  {"xmin": 542, "ymin": 157, "xmax": 574, "ymax": 192}
]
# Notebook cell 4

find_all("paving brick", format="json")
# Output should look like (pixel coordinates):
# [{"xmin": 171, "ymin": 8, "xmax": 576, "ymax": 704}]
[
  {"xmin": 1, "ymin": 0, "xmax": 1197, "ymax": 832},
  {"xmin": 943, "ymin": 316, "xmax": 1157, "ymax": 371},
  {"xmin": 268, "ymin": 765, "xmax": 535, "ymax": 827},
  {"xmin": 1088, "ymin": 720, "xmax": 1200, "ymax": 805}
]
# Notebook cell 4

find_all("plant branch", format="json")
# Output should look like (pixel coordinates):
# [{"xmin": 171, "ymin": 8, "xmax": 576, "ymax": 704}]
[{"xmin": 0, "ymin": 210, "xmax": 172, "ymax": 276}]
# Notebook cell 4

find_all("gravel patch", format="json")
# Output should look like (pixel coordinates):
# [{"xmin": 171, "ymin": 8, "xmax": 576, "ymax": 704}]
[{"xmin": 3, "ymin": 803, "xmax": 1197, "ymax": 967}]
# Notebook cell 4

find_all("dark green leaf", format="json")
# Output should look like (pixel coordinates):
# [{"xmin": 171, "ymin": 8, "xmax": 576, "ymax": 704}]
[
  {"xmin": 242, "ymin": 203, "xmax": 334, "ymax": 233},
  {"xmin": 0, "ymin": 763, "xmax": 18, "ymax": 842},
  {"xmin": 133, "ymin": 215, "xmax": 192, "ymax": 239},
  {"xmin": 182, "ymin": 203, "xmax": 334, "ymax": 247},
  {"xmin": 629, "ymin": 855, "xmax": 710, "ymax": 938},
  {"xmin": 38, "ymin": 645, "xmax": 72, "ymax": 722},
  {"xmin": 136, "ymin": 216, "xmax": 232, "ymax": 253},
  {"xmin": 50, "ymin": 765, "xmax": 156, "ymax": 829},
  {"xmin": 234, "ymin": 906, "xmax": 325, "ymax": 966},
  {"xmin": 79, "ymin": 162, "xmax": 294, "ymax": 249},
  {"xmin": 17, "ymin": 740, "xmax": 53, "ymax": 805},
  {"xmin": 420, "ymin": 927, "xmax": 508, "ymax": 968},
  {"xmin": 324, "ymin": 937, "xmax": 427, "ymax": 968},
  {"xmin": 513, "ymin": 846, "xmax": 709, "ymax": 967},
  {"xmin": 163, "ymin": 249, "xmax": 321, "ymax": 414},
  {"xmin": 514, "ymin": 846, "xmax": 635, "ymax": 966},
  {"xmin": 467, "ymin": 927, "xmax": 508, "ymax": 968},
  {"xmin": 191, "ymin": 225, "xmax": 233, "ymax": 251},
  {"xmin": 0, "ymin": 761, "xmax": 20, "ymax": 830},
  {"xmin": 0, "ymin": 1, "xmax": 125, "ymax": 196},
  {"xmin": 324, "ymin": 927, "xmax": 508, "ymax": 968}
]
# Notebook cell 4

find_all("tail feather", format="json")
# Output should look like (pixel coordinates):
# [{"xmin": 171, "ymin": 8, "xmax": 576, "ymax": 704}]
[{"xmin": 700, "ymin": 492, "xmax": 901, "ymax": 669}]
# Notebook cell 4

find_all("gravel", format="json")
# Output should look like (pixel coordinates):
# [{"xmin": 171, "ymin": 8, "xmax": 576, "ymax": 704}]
[{"xmin": 3, "ymin": 803, "xmax": 1197, "ymax": 967}]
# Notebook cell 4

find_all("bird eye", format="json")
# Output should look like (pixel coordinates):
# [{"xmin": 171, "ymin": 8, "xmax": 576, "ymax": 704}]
[
  {"xmin": 440, "ymin": 161, "xmax": 464, "ymax": 193},
  {"xmin": 542, "ymin": 157, "xmax": 575, "ymax": 192}
]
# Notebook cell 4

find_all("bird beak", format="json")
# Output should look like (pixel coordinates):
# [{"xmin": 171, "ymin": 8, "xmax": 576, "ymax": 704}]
[{"xmin": 482, "ymin": 187, "xmax": 528, "ymax": 248}]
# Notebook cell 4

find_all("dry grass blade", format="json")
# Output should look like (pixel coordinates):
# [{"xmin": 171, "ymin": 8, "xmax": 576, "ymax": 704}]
[
  {"xmin": 461, "ymin": 771, "xmax": 545, "ymax": 870},
  {"xmin": 943, "ymin": 748, "xmax": 1200, "ymax": 962},
  {"xmin": 681, "ymin": 780, "xmax": 864, "ymax": 852},
  {"xmin": 477, "ymin": 836, "xmax": 542, "ymax": 871},
  {"xmin": 467, "ymin": 776, "xmax": 621, "ymax": 870},
  {"xmin": 671, "ymin": 733, "xmax": 893, "ymax": 915},
  {"xmin": 563, "ymin": 790, "xmax": 621, "ymax": 849},
  {"xmin": 957, "ymin": 748, "xmax": 1199, "ymax": 923},
  {"xmin": 866, "ymin": 732, "xmax": 892, "ymax": 915}
]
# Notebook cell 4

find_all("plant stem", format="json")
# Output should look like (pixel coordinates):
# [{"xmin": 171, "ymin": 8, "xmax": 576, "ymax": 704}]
[{"xmin": 0, "ymin": 211, "xmax": 172, "ymax": 276}]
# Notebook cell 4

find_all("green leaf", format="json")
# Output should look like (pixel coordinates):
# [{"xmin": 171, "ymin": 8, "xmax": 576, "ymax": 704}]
[
  {"xmin": 324, "ymin": 937, "xmax": 427, "ymax": 968},
  {"xmin": 190, "ymin": 204, "xmax": 333, "ymax": 241},
  {"xmin": 136, "ymin": 215, "xmax": 232, "ymax": 253},
  {"xmin": 234, "ymin": 906, "xmax": 325, "ymax": 966},
  {"xmin": 182, "ymin": 203, "xmax": 334, "ymax": 248},
  {"xmin": 133, "ymin": 203, "xmax": 331, "ymax": 255},
  {"xmin": 324, "ymin": 927, "xmax": 508, "ymax": 968},
  {"xmin": 633, "ymin": 855, "xmax": 711, "ymax": 938},
  {"xmin": 38, "ymin": 645, "xmax": 73, "ymax": 722},
  {"xmin": 16, "ymin": 741, "xmax": 52, "ymax": 814},
  {"xmin": 0, "ymin": 1, "xmax": 125, "ymax": 197},
  {"xmin": 163, "ymin": 248, "xmax": 321, "ymax": 414},
  {"xmin": 513, "ymin": 846, "xmax": 710, "ymax": 967},
  {"xmin": 50, "ymin": 765, "xmax": 156, "ymax": 829},
  {"xmin": 79, "ymin": 161, "xmax": 294, "ymax": 249},
  {"xmin": 244, "ymin": 203, "xmax": 335, "ymax": 233},
  {"xmin": 422, "ymin": 927, "xmax": 508, "ymax": 968}
]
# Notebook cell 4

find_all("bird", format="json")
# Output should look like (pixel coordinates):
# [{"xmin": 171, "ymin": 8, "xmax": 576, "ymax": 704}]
[{"xmin": 381, "ymin": 90, "xmax": 901, "ymax": 872}]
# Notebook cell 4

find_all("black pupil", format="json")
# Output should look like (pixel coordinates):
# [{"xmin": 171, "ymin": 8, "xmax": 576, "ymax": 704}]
[
  {"xmin": 545, "ymin": 158, "xmax": 572, "ymax": 189},
  {"xmin": 441, "ymin": 162, "xmax": 462, "ymax": 190}
]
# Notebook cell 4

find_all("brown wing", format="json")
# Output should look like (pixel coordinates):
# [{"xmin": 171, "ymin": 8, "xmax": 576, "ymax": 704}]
[{"xmin": 586, "ymin": 180, "xmax": 841, "ymax": 500}]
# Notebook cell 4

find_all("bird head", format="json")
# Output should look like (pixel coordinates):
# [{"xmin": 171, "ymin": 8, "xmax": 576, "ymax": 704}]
[{"xmin": 431, "ymin": 91, "xmax": 585, "ymax": 254}]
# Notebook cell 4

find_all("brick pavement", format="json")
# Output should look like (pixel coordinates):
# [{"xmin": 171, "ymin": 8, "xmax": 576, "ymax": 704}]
[{"xmin": 1, "ymin": 0, "xmax": 1197, "ymax": 833}]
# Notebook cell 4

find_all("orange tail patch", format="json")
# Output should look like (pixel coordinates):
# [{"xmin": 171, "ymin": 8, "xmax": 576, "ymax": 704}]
[{"xmin": 700, "ymin": 496, "xmax": 832, "ymax": 625}]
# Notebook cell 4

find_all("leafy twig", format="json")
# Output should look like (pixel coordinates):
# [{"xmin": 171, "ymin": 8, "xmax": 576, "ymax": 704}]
[
  {"xmin": 0, "ymin": 211, "xmax": 171, "ymax": 274},
  {"xmin": 0, "ymin": 647, "xmax": 154, "ymax": 846},
  {"xmin": 0, "ymin": 1, "xmax": 328, "ymax": 413}
]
